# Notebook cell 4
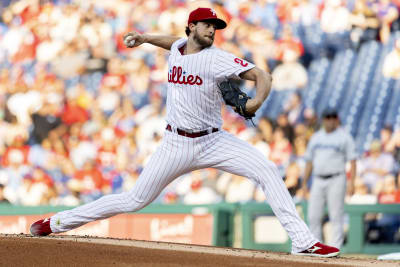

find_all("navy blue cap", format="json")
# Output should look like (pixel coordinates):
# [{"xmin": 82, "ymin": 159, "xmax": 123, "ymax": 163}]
[{"xmin": 322, "ymin": 108, "xmax": 339, "ymax": 118}]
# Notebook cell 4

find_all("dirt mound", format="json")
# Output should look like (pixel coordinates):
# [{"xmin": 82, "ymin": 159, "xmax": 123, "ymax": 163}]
[{"xmin": 0, "ymin": 234, "xmax": 397, "ymax": 267}]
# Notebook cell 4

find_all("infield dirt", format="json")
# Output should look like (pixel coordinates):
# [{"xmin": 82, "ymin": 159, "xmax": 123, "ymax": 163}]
[{"xmin": 0, "ymin": 234, "xmax": 399, "ymax": 267}]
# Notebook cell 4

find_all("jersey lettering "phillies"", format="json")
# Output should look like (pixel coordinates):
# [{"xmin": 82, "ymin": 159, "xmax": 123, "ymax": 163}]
[
  {"xmin": 168, "ymin": 66, "xmax": 203, "ymax": 85},
  {"xmin": 166, "ymin": 38, "xmax": 255, "ymax": 131}
]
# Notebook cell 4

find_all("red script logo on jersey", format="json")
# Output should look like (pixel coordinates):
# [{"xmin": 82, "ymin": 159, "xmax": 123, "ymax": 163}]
[
  {"xmin": 168, "ymin": 66, "xmax": 203, "ymax": 85},
  {"xmin": 234, "ymin": 58, "xmax": 248, "ymax": 67}
]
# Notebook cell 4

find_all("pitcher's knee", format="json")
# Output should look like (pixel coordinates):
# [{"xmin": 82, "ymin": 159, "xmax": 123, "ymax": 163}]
[
  {"xmin": 259, "ymin": 164, "xmax": 283, "ymax": 183},
  {"xmin": 121, "ymin": 192, "xmax": 152, "ymax": 212},
  {"xmin": 259, "ymin": 161, "xmax": 281, "ymax": 177}
]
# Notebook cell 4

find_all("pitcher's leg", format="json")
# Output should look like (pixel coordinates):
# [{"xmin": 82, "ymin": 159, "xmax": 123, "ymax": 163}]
[
  {"xmin": 251, "ymin": 162, "xmax": 318, "ymax": 252},
  {"xmin": 51, "ymin": 133, "xmax": 194, "ymax": 233},
  {"xmin": 326, "ymin": 175, "xmax": 346, "ymax": 248},
  {"xmin": 308, "ymin": 178, "xmax": 327, "ymax": 242},
  {"xmin": 200, "ymin": 131, "xmax": 318, "ymax": 252}
]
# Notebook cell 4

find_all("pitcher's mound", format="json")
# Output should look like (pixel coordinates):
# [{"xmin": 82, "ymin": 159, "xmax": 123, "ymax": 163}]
[{"xmin": 0, "ymin": 234, "xmax": 397, "ymax": 267}]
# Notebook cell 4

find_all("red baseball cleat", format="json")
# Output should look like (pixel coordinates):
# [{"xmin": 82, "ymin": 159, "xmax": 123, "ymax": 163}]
[
  {"xmin": 30, "ymin": 218, "xmax": 53, "ymax": 236},
  {"xmin": 292, "ymin": 242, "xmax": 340, "ymax": 258}
]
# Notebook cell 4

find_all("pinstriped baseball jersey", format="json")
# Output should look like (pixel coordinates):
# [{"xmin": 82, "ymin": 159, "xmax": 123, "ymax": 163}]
[
  {"xmin": 47, "ymin": 37, "xmax": 319, "ymax": 254},
  {"xmin": 166, "ymin": 38, "xmax": 255, "ymax": 130}
]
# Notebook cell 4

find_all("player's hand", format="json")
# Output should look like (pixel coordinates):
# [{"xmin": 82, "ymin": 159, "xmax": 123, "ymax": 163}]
[
  {"xmin": 245, "ymin": 98, "xmax": 262, "ymax": 114},
  {"xmin": 299, "ymin": 185, "xmax": 308, "ymax": 200},
  {"xmin": 123, "ymin": 31, "xmax": 146, "ymax": 48},
  {"xmin": 346, "ymin": 181, "xmax": 355, "ymax": 196}
]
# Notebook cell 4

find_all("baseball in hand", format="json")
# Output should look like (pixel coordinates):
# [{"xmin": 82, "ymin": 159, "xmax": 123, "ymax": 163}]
[{"xmin": 124, "ymin": 35, "xmax": 136, "ymax": 47}]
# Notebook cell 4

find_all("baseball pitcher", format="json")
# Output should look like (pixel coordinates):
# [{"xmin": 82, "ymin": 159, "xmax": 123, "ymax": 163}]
[{"xmin": 31, "ymin": 7, "xmax": 339, "ymax": 257}]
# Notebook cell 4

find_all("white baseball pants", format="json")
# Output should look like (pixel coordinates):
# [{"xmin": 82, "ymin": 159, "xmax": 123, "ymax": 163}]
[{"xmin": 50, "ymin": 129, "xmax": 317, "ymax": 252}]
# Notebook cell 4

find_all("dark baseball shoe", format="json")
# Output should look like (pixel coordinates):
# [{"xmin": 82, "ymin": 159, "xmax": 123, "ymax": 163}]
[
  {"xmin": 292, "ymin": 242, "xmax": 340, "ymax": 258},
  {"xmin": 30, "ymin": 218, "xmax": 53, "ymax": 236}
]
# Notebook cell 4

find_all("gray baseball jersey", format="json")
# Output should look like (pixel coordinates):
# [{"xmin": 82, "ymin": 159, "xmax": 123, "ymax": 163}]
[{"xmin": 305, "ymin": 127, "xmax": 357, "ymax": 175}]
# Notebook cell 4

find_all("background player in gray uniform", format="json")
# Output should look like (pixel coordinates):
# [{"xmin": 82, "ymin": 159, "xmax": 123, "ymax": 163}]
[{"xmin": 301, "ymin": 109, "xmax": 357, "ymax": 248}]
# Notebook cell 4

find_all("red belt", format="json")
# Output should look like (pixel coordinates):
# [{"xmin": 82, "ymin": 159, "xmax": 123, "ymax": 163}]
[{"xmin": 166, "ymin": 124, "xmax": 218, "ymax": 138}]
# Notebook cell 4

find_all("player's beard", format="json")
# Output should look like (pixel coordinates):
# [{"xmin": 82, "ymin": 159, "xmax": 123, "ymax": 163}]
[{"xmin": 193, "ymin": 28, "xmax": 214, "ymax": 48}]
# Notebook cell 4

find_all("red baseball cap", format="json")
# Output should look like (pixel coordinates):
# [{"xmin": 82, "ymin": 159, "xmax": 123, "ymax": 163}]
[{"xmin": 188, "ymin": 7, "xmax": 227, "ymax": 29}]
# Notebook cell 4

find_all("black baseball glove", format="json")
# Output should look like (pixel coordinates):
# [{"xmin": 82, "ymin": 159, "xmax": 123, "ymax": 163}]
[{"xmin": 218, "ymin": 80, "xmax": 255, "ymax": 120}]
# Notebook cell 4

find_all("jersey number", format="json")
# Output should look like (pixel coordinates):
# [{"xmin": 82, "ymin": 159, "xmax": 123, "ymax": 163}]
[{"xmin": 234, "ymin": 58, "xmax": 248, "ymax": 67}]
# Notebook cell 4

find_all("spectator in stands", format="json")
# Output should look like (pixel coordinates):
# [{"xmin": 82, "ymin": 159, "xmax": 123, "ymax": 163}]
[
  {"xmin": 303, "ymin": 108, "xmax": 320, "ymax": 135},
  {"xmin": 96, "ymin": 127, "xmax": 118, "ymax": 172},
  {"xmin": 125, "ymin": 56, "xmax": 151, "ymax": 97},
  {"xmin": 0, "ymin": 147, "xmax": 31, "ymax": 204},
  {"xmin": 202, "ymin": 168, "xmax": 222, "ymax": 194},
  {"xmin": 272, "ymin": 47, "xmax": 308, "ymax": 91},
  {"xmin": 163, "ymin": 192, "xmax": 179, "ymax": 204},
  {"xmin": 74, "ymin": 83, "xmax": 94, "ymax": 111},
  {"xmin": 349, "ymin": 0, "xmax": 379, "ymax": 48},
  {"xmin": 359, "ymin": 140, "xmax": 395, "ymax": 193},
  {"xmin": 320, "ymin": 0, "xmax": 352, "ymax": 56},
  {"xmin": 257, "ymin": 117, "xmax": 273, "ymax": 143},
  {"xmin": 346, "ymin": 177, "xmax": 377, "ymax": 204},
  {"xmin": 96, "ymin": 85, "xmax": 121, "ymax": 118},
  {"xmin": 377, "ymin": 175, "xmax": 400, "ymax": 203},
  {"xmin": 269, "ymin": 126, "xmax": 292, "ymax": 173},
  {"xmin": 157, "ymin": 5, "xmax": 187, "ymax": 36},
  {"xmin": 276, "ymin": 113, "xmax": 295, "ymax": 143},
  {"xmin": 61, "ymin": 94, "xmax": 90, "ymax": 126},
  {"xmin": 284, "ymin": 162, "xmax": 302, "ymax": 200},
  {"xmin": 1, "ymin": 107, "xmax": 29, "ymax": 148},
  {"xmin": 68, "ymin": 125, "xmax": 97, "ymax": 170},
  {"xmin": 50, "ymin": 41, "xmax": 88, "ymax": 79},
  {"xmin": 2, "ymin": 134, "xmax": 30, "ymax": 167},
  {"xmin": 28, "ymin": 138, "xmax": 53, "ymax": 169},
  {"xmin": 293, "ymin": 0, "xmax": 320, "ymax": 27},
  {"xmin": 84, "ymin": 45, "xmax": 109, "ymax": 76},
  {"xmin": 380, "ymin": 125, "xmax": 393, "ymax": 153},
  {"xmin": 292, "ymin": 135, "xmax": 308, "ymax": 174},
  {"xmin": 101, "ymin": 58, "xmax": 129, "ymax": 93},
  {"xmin": 224, "ymin": 175, "xmax": 255, "ymax": 203},
  {"xmin": 57, "ymin": 180, "xmax": 81, "ymax": 207},
  {"xmin": 248, "ymin": 130, "xmax": 270, "ymax": 159},
  {"xmin": 70, "ymin": 159, "xmax": 108, "ymax": 203},
  {"xmin": 0, "ymin": 184, "xmax": 10, "ymax": 204},
  {"xmin": 30, "ymin": 100, "xmax": 62, "ymax": 144},
  {"xmin": 244, "ymin": 26, "xmax": 276, "ymax": 72},
  {"xmin": 382, "ymin": 38, "xmax": 400, "ymax": 79},
  {"xmin": 248, "ymin": 0, "xmax": 279, "ymax": 30},
  {"xmin": 6, "ymin": 79, "xmax": 42, "ymax": 127},
  {"xmin": 385, "ymin": 129, "xmax": 400, "ymax": 163},
  {"xmin": 294, "ymin": 123, "xmax": 309, "ymax": 140},
  {"xmin": 371, "ymin": 0, "xmax": 399, "ymax": 43},
  {"xmin": 373, "ymin": 175, "xmax": 400, "ymax": 243},
  {"xmin": 18, "ymin": 166, "xmax": 55, "ymax": 206},
  {"xmin": 321, "ymin": 0, "xmax": 351, "ymax": 34},
  {"xmin": 275, "ymin": 25, "xmax": 304, "ymax": 62},
  {"xmin": 284, "ymin": 91, "xmax": 305, "ymax": 126},
  {"xmin": 183, "ymin": 172, "xmax": 220, "ymax": 205}
]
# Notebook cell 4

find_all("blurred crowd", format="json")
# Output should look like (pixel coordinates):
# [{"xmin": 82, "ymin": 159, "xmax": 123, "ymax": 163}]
[{"xmin": 0, "ymin": 0, "xmax": 400, "ymax": 208}]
